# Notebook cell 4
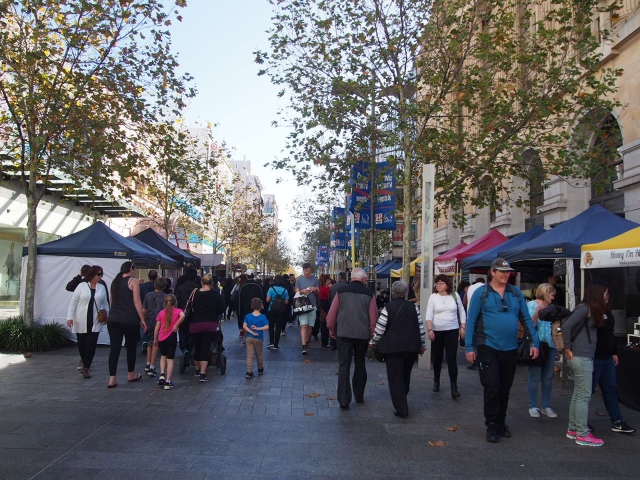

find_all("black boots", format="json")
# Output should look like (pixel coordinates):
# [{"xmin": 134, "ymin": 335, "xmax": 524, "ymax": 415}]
[
  {"xmin": 451, "ymin": 383, "xmax": 461, "ymax": 399},
  {"xmin": 432, "ymin": 379, "xmax": 440, "ymax": 392}
]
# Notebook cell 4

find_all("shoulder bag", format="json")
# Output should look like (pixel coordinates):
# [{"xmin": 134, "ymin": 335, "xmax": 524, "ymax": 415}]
[
  {"xmin": 292, "ymin": 292, "xmax": 313, "ymax": 315},
  {"xmin": 184, "ymin": 288, "xmax": 198, "ymax": 321}
]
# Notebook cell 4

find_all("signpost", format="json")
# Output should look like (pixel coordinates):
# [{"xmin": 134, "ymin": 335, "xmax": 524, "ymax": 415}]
[{"xmin": 419, "ymin": 165, "xmax": 435, "ymax": 370}]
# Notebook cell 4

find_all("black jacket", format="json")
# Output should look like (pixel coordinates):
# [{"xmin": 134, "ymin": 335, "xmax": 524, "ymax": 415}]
[
  {"xmin": 378, "ymin": 299, "xmax": 422, "ymax": 355},
  {"xmin": 176, "ymin": 281, "xmax": 199, "ymax": 310},
  {"xmin": 595, "ymin": 310, "xmax": 618, "ymax": 360}
]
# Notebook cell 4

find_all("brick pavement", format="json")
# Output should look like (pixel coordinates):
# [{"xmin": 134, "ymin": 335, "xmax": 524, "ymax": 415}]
[{"xmin": 0, "ymin": 317, "xmax": 639, "ymax": 479}]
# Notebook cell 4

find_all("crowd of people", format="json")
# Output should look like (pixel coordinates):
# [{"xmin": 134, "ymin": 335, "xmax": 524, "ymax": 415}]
[{"xmin": 65, "ymin": 258, "xmax": 635, "ymax": 445}]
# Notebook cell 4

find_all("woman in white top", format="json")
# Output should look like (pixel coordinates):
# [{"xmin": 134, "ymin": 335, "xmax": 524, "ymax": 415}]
[
  {"xmin": 425, "ymin": 274, "xmax": 466, "ymax": 399},
  {"xmin": 67, "ymin": 265, "xmax": 109, "ymax": 379}
]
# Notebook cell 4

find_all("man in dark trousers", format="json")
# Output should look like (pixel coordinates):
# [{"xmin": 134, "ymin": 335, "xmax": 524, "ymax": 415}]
[
  {"xmin": 326, "ymin": 267, "xmax": 378, "ymax": 409},
  {"xmin": 176, "ymin": 268, "xmax": 199, "ymax": 360},
  {"xmin": 465, "ymin": 258, "xmax": 539, "ymax": 443}
]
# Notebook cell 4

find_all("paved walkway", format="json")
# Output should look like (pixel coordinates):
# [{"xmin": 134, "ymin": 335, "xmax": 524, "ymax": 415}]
[{"xmin": 0, "ymin": 318, "xmax": 639, "ymax": 479}]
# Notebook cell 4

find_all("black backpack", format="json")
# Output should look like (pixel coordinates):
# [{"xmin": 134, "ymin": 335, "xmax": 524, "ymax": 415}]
[{"xmin": 270, "ymin": 287, "xmax": 286, "ymax": 313}]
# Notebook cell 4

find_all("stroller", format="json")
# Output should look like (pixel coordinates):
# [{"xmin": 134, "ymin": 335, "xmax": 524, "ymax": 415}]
[{"xmin": 179, "ymin": 323, "xmax": 227, "ymax": 375}]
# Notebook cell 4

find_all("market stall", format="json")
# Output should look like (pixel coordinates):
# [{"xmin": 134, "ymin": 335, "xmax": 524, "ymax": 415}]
[
  {"xmin": 434, "ymin": 230, "xmax": 508, "ymax": 279},
  {"xmin": 582, "ymin": 227, "xmax": 640, "ymax": 411}
]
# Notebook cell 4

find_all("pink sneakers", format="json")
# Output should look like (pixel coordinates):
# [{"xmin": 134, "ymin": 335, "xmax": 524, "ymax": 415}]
[
  {"xmin": 575, "ymin": 432, "xmax": 604, "ymax": 447},
  {"xmin": 566, "ymin": 429, "xmax": 577, "ymax": 439}
]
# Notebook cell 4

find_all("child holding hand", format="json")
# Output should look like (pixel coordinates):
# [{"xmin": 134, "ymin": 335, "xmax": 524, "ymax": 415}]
[
  {"xmin": 243, "ymin": 297, "xmax": 268, "ymax": 379},
  {"xmin": 153, "ymin": 294, "xmax": 185, "ymax": 390}
]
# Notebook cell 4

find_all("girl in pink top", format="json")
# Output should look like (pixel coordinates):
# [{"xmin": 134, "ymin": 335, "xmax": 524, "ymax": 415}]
[{"xmin": 153, "ymin": 294, "xmax": 185, "ymax": 390}]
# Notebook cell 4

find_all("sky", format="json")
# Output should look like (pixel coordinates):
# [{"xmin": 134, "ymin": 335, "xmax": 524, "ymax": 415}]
[{"xmin": 168, "ymin": 1, "xmax": 304, "ymax": 251}]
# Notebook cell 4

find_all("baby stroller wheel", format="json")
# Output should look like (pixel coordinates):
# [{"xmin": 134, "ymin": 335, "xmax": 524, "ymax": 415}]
[
  {"xmin": 179, "ymin": 354, "xmax": 186, "ymax": 374},
  {"xmin": 209, "ymin": 351, "xmax": 218, "ymax": 368},
  {"xmin": 220, "ymin": 353, "xmax": 227, "ymax": 375}
]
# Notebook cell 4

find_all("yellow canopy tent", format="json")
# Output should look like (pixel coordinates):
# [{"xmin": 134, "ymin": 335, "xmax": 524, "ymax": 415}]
[
  {"xmin": 581, "ymin": 227, "xmax": 640, "ymax": 269},
  {"xmin": 390, "ymin": 257, "xmax": 420, "ymax": 278}
]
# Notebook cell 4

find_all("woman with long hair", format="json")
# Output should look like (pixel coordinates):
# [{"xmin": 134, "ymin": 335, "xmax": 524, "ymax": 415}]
[
  {"xmin": 265, "ymin": 274, "xmax": 289, "ymax": 350},
  {"xmin": 190, "ymin": 274, "xmax": 223, "ymax": 382},
  {"xmin": 526, "ymin": 283, "xmax": 559, "ymax": 419},
  {"xmin": 67, "ymin": 265, "xmax": 109, "ymax": 379},
  {"xmin": 425, "ymin": 274, "xmax": 466, "ymax": 399},
  {"xmin": 107, "ymin": 261, "xmax": 146, "ymax": 388},
  {"xmin": 561, "ymin": 280, "xmax": 608, "ymax": 447},
  {"xmin": 153, "ymin": 294, "xmax": 185, "ymax": 390}
]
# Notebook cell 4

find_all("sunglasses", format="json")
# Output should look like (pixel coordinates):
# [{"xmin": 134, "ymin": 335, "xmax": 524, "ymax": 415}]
[{"xmin": 501, "ymin": 298, "xmax": 509, "ymax": 312}]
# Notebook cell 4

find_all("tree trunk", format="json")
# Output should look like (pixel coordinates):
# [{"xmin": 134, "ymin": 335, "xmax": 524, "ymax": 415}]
[
  {"xmin": 402, "ymin": 146, "xmax": 413, "ymax": 283},
  {"xmin": 23, "ymin": 181, "xmax": 39, "ymax": 326}
]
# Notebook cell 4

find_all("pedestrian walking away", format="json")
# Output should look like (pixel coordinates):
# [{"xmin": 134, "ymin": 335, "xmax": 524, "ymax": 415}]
[
  {"xmin": 142, "ymin": 277, "xmax": 168, "ymax": 377},
  {"xmin": 326, "ymin": 267, "xmax": 378, "ymax": 409},
  {"xmin": 153, "ymin": 294, "xmax": 185, "ymax": 390},
  {"xmin": 294, "ymin": 263, "xmax": 319, "ymax": 354},
  {"xmin": 371, "ymin": 280, "xmax": 426, "ymax": 418},
  {"xmin": 465, "ymin": 258, "xmax": 539, "ymax": 443},
  {"xmin": 106, "ymin": 262, "xmax": 147, "ymax": 388},
  {"xmin": 244, "ymin": 298, "xmax": 269, "ymax": 379},
  {"xmin": 266, "ymin": 275, "xmax": 289, "ymax": 349}
]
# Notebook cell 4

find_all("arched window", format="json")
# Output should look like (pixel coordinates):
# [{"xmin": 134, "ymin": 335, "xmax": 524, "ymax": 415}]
[
  {"xmin": 591, "ymin": 114, "xmax": 623, "ymax": 201},
  {"xmin": 522, "ymin": 149, "xmax": 545, "ymax": 230}
]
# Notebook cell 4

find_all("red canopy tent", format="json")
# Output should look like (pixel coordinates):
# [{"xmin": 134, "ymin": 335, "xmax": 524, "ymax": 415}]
[{"xmin": 435, "ymin": 230, "xmax": 509, "ymax": 275}]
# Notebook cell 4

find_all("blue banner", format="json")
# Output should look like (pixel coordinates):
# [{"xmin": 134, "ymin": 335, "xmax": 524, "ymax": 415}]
[
  {"xmin": 330, "ymin": 230, "xmax": 347, "ymax": 250},
  {"xmin": 316, "ymin": 245, "xmax": 329, "ymax": 265},
  {"xmin": 348, "ymin": 161, "xmax": 396, "ymax": 230},
  {"xmin": 331, "ymin": 207, "xmax": 346, "ymax": 230}
]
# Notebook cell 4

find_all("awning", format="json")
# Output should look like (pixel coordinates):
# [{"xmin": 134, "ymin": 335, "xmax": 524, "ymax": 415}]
[
  {"xmin": 462, "ymin": 226, "xmax": 546, "ymax": 269},
  {"xmin": 581, "ymin": 227, "xmax": 640, "ymax": 269},
  {"xmin": 390, "ymin": 257, "xmax": 421, "ymax": 278}
]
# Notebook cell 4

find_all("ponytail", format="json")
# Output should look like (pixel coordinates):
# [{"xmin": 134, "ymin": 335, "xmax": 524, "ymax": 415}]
[
  {"xmin": 164, "ymin": 294, "xmax": 177, "ymax": 331},
  {"xmin": 111, "ymin": 261, "xmax": 134, "ymax": 306}
]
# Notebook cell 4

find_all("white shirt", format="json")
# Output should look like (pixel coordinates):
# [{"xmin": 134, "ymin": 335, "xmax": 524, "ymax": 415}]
[
  {"xmin": 466, "ymin": 283, "xmax": 485, "ymax": 310},
  {"xmin": 425, "ymin": 292, "xmax": 466, "ymax": 331}
]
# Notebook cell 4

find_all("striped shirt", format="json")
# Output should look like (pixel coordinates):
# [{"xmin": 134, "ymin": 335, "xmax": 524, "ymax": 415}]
[{"xmin": 372, "ymin": 303, "xmax": 427, "ymax": 349}]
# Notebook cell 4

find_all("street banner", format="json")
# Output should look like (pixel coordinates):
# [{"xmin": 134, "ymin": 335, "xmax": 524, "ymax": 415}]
[
  {"xmin": 331, "ymin": 207, "xmax": 346, "ymax": 230},
  {"xmin": 316, "ymin": 245, "xmax": 330, "ymax": 266},
  {"xmin": 330, "ymin": 230, "xmax": 347, "ymax": 250},
  {"xmin": 348, "ymin": 161, "xmax": 396, "ymax": 230}
]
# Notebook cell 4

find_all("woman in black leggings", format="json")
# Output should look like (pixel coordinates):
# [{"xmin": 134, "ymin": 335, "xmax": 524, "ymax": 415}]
[
  {"xmin": 425, "ymin": 274, "xmax": 466, "ymax": 399},
  {"xmin": 190, "ymin": 274, "xmax": 223, "ymax": 382},
  {"xmin": 107, "ymin": 261, "xmax": 147, "ymax": 388}
]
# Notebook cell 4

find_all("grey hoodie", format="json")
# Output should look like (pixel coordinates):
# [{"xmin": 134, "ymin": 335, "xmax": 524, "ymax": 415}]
[{"xmin": 561, "ymin": 304, "xmax": 598, "ymax": 358}]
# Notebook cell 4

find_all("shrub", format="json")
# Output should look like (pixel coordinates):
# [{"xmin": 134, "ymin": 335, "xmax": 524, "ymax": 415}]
[{"xmin": 0, "ymin": 316, "xmax": 69, "ymax": 352}]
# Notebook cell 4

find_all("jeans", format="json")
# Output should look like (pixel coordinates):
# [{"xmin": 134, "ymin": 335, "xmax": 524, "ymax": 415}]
[
  {"xmin": 592, "ymin": 356, "xmax": 623, "ymax": 424},
  {"xmin": 384, "ymin": 352, "xmax": 418, "ymax": 416},
  {"xmin": 477, "ymin": 345, "xmax": 517, "ymax": 427},
  {"xmin": 568, "ymin": 356, "xmax": 594, "ymax": 437},
  {"xmin": 337, "ymin": 337, "xmax": 369, "ymax": 406},
  {"xmin": 527, "ymin": 346, "xmax": 557, "ymax": 409},
  {"xmin": 432, "ymin": 329, "xmax": 459, "ymax": 384}
]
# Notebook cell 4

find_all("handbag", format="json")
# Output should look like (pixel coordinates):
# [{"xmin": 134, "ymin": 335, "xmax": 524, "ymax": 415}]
[
  {"xmin": 517, "ymin": 338, "xmax": 549, "ymax": 366},
  {"xmin": 367, "ymin": 302, "xmax": 410, "ymax": 362},
  {"xmin": 184, "ymin": 288, "xmax": 198, "ymax": 320},
  {"xmin": 292, "ymin": 293, "xmax": 314, "ymax": 315},
  {"xmin": 91, "ymin": 284, "xmax": 108, "ymax": 324}
]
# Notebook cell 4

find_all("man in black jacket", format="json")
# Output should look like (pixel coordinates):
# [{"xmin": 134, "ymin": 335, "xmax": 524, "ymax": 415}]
[{"xmin": 176, "ymin": 268, "xmax": 199, "ymax": 357}]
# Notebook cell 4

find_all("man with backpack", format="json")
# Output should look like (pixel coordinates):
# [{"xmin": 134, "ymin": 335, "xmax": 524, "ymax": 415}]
[
  {"xmin": 465, "ymin": 258, "xmax": 540, "ymax": 443},
  {"xmin": 265, "ymin": 275, "xmax": 289, "ymax": 350}
]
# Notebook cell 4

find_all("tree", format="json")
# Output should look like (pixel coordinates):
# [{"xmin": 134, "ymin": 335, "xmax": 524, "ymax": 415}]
[
  {"xmin": 256, "ymin": 0, "xmax": 621, "ymax": 281},
  {"xmin": 139, "ymin": 124, "xmax": 231, "ymax": 243},
  {"xmin": 0, "ymin": 0, "xmax": 194, "ymax": 323}
]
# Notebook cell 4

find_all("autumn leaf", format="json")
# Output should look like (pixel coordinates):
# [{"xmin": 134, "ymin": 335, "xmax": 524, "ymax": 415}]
[
  {"xmin": 54, "ymin": 370, "xmax": 61, "ymax": 373},
  {"xmin": 24, "ymin": 353, "xmax": 32, "ymax": 358},
  {"xmin": 595, "ymin": 410, "xmax": 607, "ymax": 416},
  {"xmin": 305, "ymin": 392, "xmax": 320, "ymax": 398},
  {"xmin": 378, "ymin": 382, "xmax": 385, "ymax": 385},
  {"xmin": 304, "ymin": 359, "xmax": 313, "ymax": 363},
  {"xmin": 428, "ymin": 441, "xmax": 447, "ymax": 447},
  {"xmin": 446, "ymin": 426, "xmax": 458, "ymax": 432},
  {"xmin": 305, "ymin": 412, "xmax": 315, "ymax": 416},
  {"xmin": 327, "ymin": 396, "xmax": 337, "ymax": 400}
]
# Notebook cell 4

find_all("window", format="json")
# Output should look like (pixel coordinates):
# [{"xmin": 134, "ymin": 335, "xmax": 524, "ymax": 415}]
[{"xmin": 591, "ymin": 114, "xmax": 623, "ymax": 199}]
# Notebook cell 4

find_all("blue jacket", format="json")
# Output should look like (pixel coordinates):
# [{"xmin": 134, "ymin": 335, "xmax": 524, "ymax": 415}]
[{"xmin": 465, "ymin": 284, "xmax": 539, "ymax": 353}]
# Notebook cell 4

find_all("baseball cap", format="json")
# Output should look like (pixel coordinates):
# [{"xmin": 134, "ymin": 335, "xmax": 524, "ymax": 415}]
[{"xmin": 491, "ymin": 257, "xmax": 515, "ymax": 272}]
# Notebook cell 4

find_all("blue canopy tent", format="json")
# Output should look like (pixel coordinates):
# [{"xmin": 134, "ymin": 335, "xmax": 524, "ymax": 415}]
[
  {"xmin": 497, "ymin": 205, "xmax": 639, "ymax": 309},
  {"xmin": 461, "ymin": 225, "xmax": 546, "ymax": 270},
  {"xmin": 499, "ymin": 205, "xmax": 638, "ymax": 262},
  {"xmin": 132, "ymin": 228, "xmax": 200, "ymax": 268},
  {"xmin": 376, "ymin": 259, "xmax": 402, "ymax": 278}
]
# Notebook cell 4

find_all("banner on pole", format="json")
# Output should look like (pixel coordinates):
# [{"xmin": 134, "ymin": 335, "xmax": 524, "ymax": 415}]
[{"xmin": 348, "ymin": 161, "xmax": 396, "ymax": 230}]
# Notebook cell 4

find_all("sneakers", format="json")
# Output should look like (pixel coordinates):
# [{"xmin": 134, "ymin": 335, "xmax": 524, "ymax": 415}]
[
  {"xmin": 301, "ymin": 345, "xmax": 308, "ymax": 355},
  {"xmin": 529, "ymin": 408, "xmax": 541, "ymax": 418},
  {"xmin": 164, "ymin": 380, "xmax": 174, "ymax": 390},
  {"xmin": 266, "ymin": 343, "xmax": 274, "ymax": 349},
  {"xmin": 199, "ymin": 374, "xmax": 208, "ymax": 382},
  {"xmin": 541, "ymin": 408, "xmax": 558, "ymax": 418},
  {"xmin": 144, "ymin": 363, "xmax": 151, "ymax": 372},
  {"xmin": 239, "ymin": 331, "xmax": 244, "ymax": 337},
  {"xmin": 272, "ymin": 346, "xmax": 279, "ymax": 350},
  {"xmin": 497, "ymin": 423, "xmax": 511, "ymax": 438},
  {"xmin": 141, "ymin": 342, "xmax": 148, "ymax": 355},
  {"xmin": 147, "ymin": 367, "xmax": 157, "ymax": 377},
  {"xmin": 194, "ymin": 369, "xmax": 201, "ymax": 377},
  {"xmin": 158, "ymin": 373, "xmax": 166, "ymax": 386},
  {"xmin": 575, "ymin": 432, "xmax": 604, "ymax": 447},
  {"xmin": 486, "ymin": 425, "xmax": 500, "ymax": 443},
  {"xmin": 245, "ymin": 371, "xmax": 255, "ymax": 379},
  {"xmin": 611, "ymin": 421, "xmax": 636, "ymax": 434},
  {"xmin": 77, "ymin": 360, "xmax": 84, "ymax": 370},
  {"xmin": 566, "ymin": 429, "xmax": 577, "ymax": 439},
  {"xmin": 281, "ymin": 331, "xmax": 286, "ymax": 336},
  {"xmin": 258, "ymin": 368, "xmax": 264, "ymax": 375}
]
